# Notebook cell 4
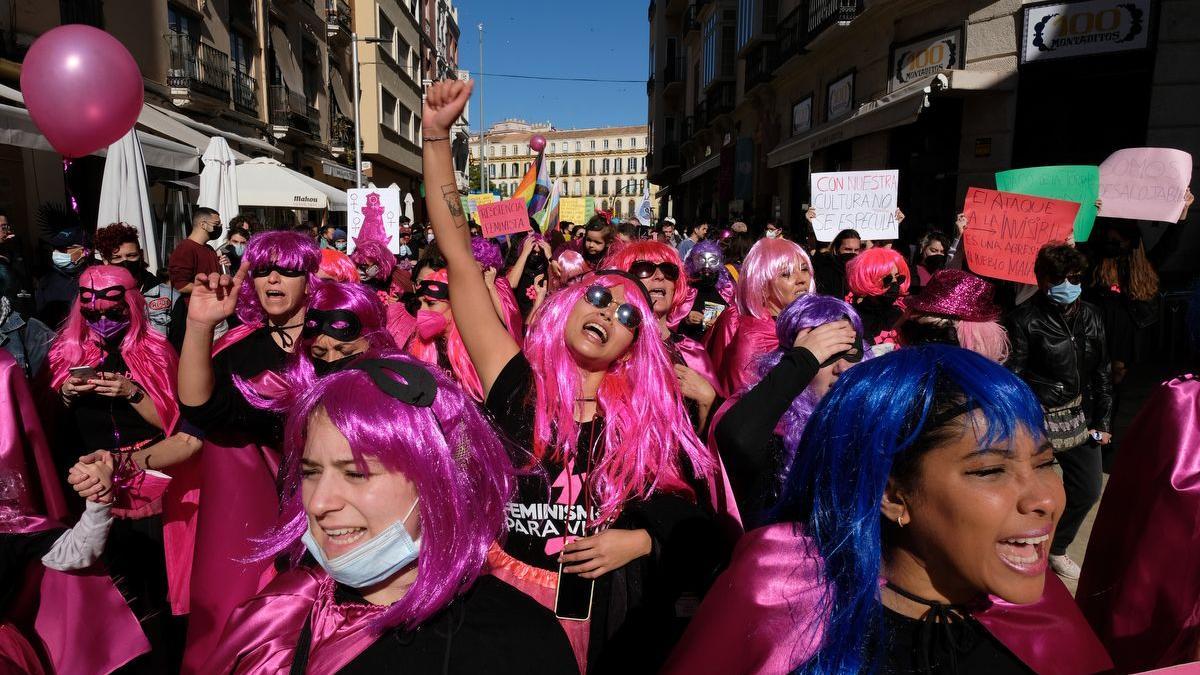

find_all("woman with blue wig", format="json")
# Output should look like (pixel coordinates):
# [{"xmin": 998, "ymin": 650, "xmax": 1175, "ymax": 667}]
[{"xmin": 665, "ymin": 345, "xmax": 1113, "ymax": 674}]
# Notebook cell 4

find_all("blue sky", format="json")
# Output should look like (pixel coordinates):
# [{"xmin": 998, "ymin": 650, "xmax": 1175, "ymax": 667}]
[{"xmin": 454, "ymin": 0, "xmax": 650, "ymax": 132}]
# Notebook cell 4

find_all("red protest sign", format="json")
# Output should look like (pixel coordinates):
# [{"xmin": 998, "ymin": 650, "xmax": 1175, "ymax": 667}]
[
  {"xmin": 962, "ymin": 187, "xmax": 1078, "ymax": 285},
  {"xmin": 476, "ymin": 197, "xmax": 532, "ymax": 238}
]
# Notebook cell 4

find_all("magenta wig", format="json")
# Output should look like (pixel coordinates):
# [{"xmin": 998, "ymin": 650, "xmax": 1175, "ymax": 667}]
[
  {"xmin": 49, "ymin": 265, "xmax": 180, "ymax": 432},
  {"xmin": 235, "ymin": 280, "xmax": 398, "ymax": 411},
  {"xmin": 257, "ymin": 350, "xmax": 517, "ymax": 631},
  {"xmin": 552, "ymin": 250, "xmax": 587, "ymax": 291},
  {"xmin": 319, "ymin": 249, "xmax": 361, "ymax": 283},
  {"xmin": 736, "ymin": 238, "xmax": 815, "ymax": 320},
  {"xmin": 470, "ymin": 236, "xmax": 504, "ymax": 269},
  {"xmin": 523, "ymin": 271, "xmax": 711, "ymax": 522},
  {"xmin": 350, "ymin": 240, "xmax": 396, "ymax": 283},
  {"xmin": 601, "ymin": 241, "xmax": 692, "ymax": 322},
  {"xmin": 685, "ymin": 240, "xmax": 735, "ymax": 302},
  {"xmin": 846, "ymin": 247, "xmax": 911, "ymax": 298},
  {"xmin": 236, "ymin": 231, "xmax": 320, "ymax": 325}
]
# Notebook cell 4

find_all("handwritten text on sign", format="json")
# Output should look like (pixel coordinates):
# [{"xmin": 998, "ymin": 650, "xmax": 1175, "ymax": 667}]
[
  {"xmin": 1098, "ymin": 147, "xmax": 1192, "ymax": 222},
  {"xmin": 476, "ymin": 197, "xmax": 532, "ymax": 238},
  {"xmin": 962, "ymin": 188, "xmax": 1078, "ymax": 285},
  {"xmin": 810, "ymin": 170, "xmax": 899, "ymax": 242}
]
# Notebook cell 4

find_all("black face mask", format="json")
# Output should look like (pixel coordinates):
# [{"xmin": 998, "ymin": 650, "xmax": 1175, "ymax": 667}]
[
  {"xmin": 923, "ymin": 254, "xmax": 947, "ymax": 272},
  {"xmin": 900, "ymin": 319, "xmax": 959, "ymax": 347},
  {"xmin": 527, "ymin": 248, "xmax": 548, "ymax": 275},
  {"xmin": 837, "ymin": 252, "xmax": 857, "ymax": 267},
  {"xmin": 206, "ymin": 224, "xmax": 222, "ymax": 241},
  {"xmin": 116, "ymin": 259, "xmax": 146, "ymax": 280},
  {"xmin": 312, "ymin": 353, "xmax": 359, "ymax": 377}
]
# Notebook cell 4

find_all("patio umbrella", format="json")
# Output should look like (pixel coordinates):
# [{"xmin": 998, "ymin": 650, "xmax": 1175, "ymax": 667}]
[
  {"xmin": 198, "ymin": 137, "xmax": 239, "ymax": 248},
  {"xmin": 235, "ymin": 157, "xmax": 329, "ymax": 210},
  {"xmin": 97, "ymin": 128, "xmax": 159, "ymax": 271}
]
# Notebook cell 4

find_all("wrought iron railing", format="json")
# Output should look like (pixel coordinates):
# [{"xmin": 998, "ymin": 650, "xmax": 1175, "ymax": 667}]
[
  {"xmin": 326, "ymin": 0, "xmax": 351, "ymax": 34},
  {"xmin": 269, "ymin": 84, "xmax": 316, "ymax": 135},
  {"xmin": 663, "ymin": 56, "xmax": 686, "ymax": 86},
  {"xmin": 166, "ymin": 34, "xmax": 231, "ymax": 97},
  {"xmin": 232, "ymin": 64, "xmax": 258, "ymax": 114}
]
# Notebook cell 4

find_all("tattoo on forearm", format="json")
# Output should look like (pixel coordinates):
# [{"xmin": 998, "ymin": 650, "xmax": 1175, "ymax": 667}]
[{"xmin": 442, "ymin": 185, "xmax": 465, "ymax": 226}]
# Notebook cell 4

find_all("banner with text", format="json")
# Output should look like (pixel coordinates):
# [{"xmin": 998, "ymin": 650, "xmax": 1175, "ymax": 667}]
[
  {"xmin": 559, "ymin": 197, "xmax": 587, "ymax": 225},
  {"xmin": 1098, "ymin": 147, "xmax": 1192, "ymax": 222},
  {"xmin": 477, "ymin": 197, "xmax": 533, "ymax": 238},
  {"xmin": 995, "ymin": 165, "xmax": 1099, "ymax": 241},
  {"xmin": 810, "ymin": 170, "xmax": 900, "ymax": 241},
  {"xmin": 962, "ymin": 187, "xmax": 1079, "ymax": 285}
]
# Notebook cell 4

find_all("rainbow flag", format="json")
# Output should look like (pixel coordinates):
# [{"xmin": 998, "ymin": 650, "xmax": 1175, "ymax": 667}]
[
  {"xmin": 529, "ymin": 150, "xmax": 552, "ymax": 215},
  {"xmin": 513, "ymin": 152, "xmax": 540, "ymax": 206},
  {"xmin": 535, "ymin": 178, "xmax": 561, "ymax": 233}
]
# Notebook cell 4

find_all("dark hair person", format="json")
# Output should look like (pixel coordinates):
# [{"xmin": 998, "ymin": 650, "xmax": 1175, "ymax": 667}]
[
  {"xmin": 1086, "ymin": 219, "xmax": 1159, "ymax": 393},
  {"xmin": 665, "ymin": 345, "xmax": 1113, "ymax": 675},
  {"xmin": 94, "ymin": 222, "xmax": 181, "ymax": 337}
]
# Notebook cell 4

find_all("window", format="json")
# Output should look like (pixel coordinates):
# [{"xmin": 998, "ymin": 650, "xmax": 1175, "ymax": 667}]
[
  {"xmin": 397, "ymin": 102, "xmax": 411, "ymax": 140},
  {"xmin": 549, "ymin": 162, "xmax": 556, "ymax": 177},
  {"xmin": 601, "ymin": 180, "xmax": 609, "ymax": 195},
  {"xmin": 512, "ymin": 145, "xmax": 518, "ymax": 154},
  {"xmin": 628, "ymin": 199, "xmax": 636, "ymax": 215},
  {"xmin": 602, "ymin": 159, "xmax": 610, "ymax": 174},
  {"xmin": 500, "ymin": 164, "xmax": 507, "ymax": 178},
  {"xmin": 615, "ymin": 159, "xmax": 622, "ymax": 175},
  {"xmin": 550, "ymin": 142, "xmax": 556, "ymax": 153},
  {"xmin": 574, "ymin": 160, "xmax": 581, "ymax": 175},
  {"xmin": 381, "ymin": 88, "xmax": 397, "ymax": 129},
  {"xmin": 378, "ymin": 10, "xmax": 396, "ymax": 60},
  {"xmin": 499, "ymin": 183, "xmax": 507, "ymax": 197},
  {"xmin": 614, "ymin": 201, "xmax": 622, "ymax": 216},
  {"xmin": 501, "ymin": 146, "xmax": 507, "ymax": 157},
  {"xmin": 489, "ymin": 146, "xmax": 495, "ymax": 157},
  {"xmin": 604, "ymin": 139, "xmax": 609, "ymax": 149},
  {"xmin": 61, "ymin": 0, "xmax": 104, "ymax": 28},
  {"xmin": 588, "ymin": 180, "xmax": 596, "ymax": 196},
  {"xmin": 561, "ymin": 161, "xmax": 569, "ymax": 176},
  {"xmin": 524, "ymin": 162, "xmax": 531, "ymax": 173},
  {"xmin": 511, "ymin": 162, "xmax": 518, "ymax": 176},
  {"xmin": 639, "ymin": 179, "xmax": 646, "ymax": 193},
  {"xmin": 631, "ymin": 137, "xmax": 637, "ymax": 148},
  {"xmin": 641, "ymin": 157, "xmax": 646, "ymax": 172},
  {"xmin": 589, "ymin": 159, "xmax": 595, "ymax": 174},
  {"xmin": 628, "ymin": 157, "xmax": 637, "ymax": 172},
  {"xmin": 590, "ymin": 140, "xmax": 596, "ymax": 150},
  {"xmin": 617, "ymin": 138, "xmax": 623, "ymax": 149},
  {"xmin": 488, "ymin": 165, "xmax": 495, "ymax": 178},
  {"xmin": 627, "ymin": 179, "xmax": 636, "ymax": 193},
  {"xmin": 573, "ymin": 180, "xmax": 582, "ymax": 196},
  {"xmin": 575, "ymin": 141, "xmax": 581, "ymax": 152}
]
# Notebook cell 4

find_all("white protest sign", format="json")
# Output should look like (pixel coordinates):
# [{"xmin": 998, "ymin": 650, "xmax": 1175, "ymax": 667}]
[
  {"xmin": 809, "ymin": 170, "xmax": 900, "ymax": 241},
  {"xmin": 1098, "ymin": 147, "xmax": 1192, "ymax": 222},
  {"xmin": 346, "ymin": 187, "xmax": 402, "ymax": 254}
]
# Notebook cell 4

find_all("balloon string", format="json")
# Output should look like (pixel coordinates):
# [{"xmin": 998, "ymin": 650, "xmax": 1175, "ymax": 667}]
[{"xmin": 62, "ymin": 159, "xmax": 79, "ymax": 213}]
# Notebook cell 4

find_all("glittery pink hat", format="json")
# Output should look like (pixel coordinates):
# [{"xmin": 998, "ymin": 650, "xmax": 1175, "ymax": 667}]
[{"xmin": 907, "ymin": 270, "xmax": 1002, "ymax": 323}]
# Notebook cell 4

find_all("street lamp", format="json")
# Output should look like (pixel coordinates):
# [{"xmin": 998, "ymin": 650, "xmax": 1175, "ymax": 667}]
[{"xmin": 352, "ymin": 33, "xmax": 388, "ymax": 189}]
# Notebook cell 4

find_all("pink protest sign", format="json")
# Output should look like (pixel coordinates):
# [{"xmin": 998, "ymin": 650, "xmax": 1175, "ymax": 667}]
[
  {"xmin": 1098, "ymin": 147, "xmax": 1192, "ymax": 222},
  {"xmin": 962, "ymin": 187, "xmax": 1079, "ymax": 285},
  {"xmin": 476, "ymin": 197, "xmax": 532, "ymax": 238}
]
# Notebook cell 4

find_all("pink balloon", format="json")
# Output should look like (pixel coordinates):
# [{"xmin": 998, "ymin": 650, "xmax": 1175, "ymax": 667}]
[
  {"xmin": 20, "ymin": 25, "xmax": 144, "ymax": 158},
  {"xmin": 529, "ymin": 134, "xmax": 546, "ymax": 153}
]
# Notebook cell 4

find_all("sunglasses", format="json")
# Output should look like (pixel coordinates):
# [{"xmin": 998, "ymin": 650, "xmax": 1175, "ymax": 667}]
[
  {"xmin": 629, "ymin": 260, "xmax": 680, "ymax": 281},
  {"xmin": 303, "ymin": 309, "xmax": 363, "ymax": 342},
  {"xmin": 882, "ymin": 274, "xmax": 907, "ymax": 287},
  {"xmin": 81, "ymin": 306, "xmax": 128, "ymax": 322},
  {"xmin": 251, "ymin": 265, "xmax": 306, "ymax": 278},
  {"xmin": 79, "ymin": 285, "xmax": 125, "ymax": 303},
  {"xmin": 1051, "ymin": 273, "xmax": 1084, "ymax": 285},
  {"xmin": 584, "ymin": 285, "xmax": 642, "ymax": 331}
]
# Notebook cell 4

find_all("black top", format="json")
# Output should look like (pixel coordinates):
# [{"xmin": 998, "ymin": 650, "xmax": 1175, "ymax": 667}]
[
  {"xmin": 338, "ymin": 576, "xmax": 578, "ymax": 675},
  {"xmin": 855, "ymin": 295, "xmax": 905, "ymax": 346},
  {"xmin": 677, "ymin": 283, "xmax": 728, "ymax": 341},
  {"xmin": 179, "ymin": 327, "xmax": 290, "ymax": 445},
  {"xmin": 0, "ymin": 528, "xmax": 64, "ymax": 615},
  {"xmin": 714, "ymin": 348, "xmax": 819, "ymax": 527},
  {"xmin": 884, "ymin": 608, "xmax": 1032, "ymax": 674},
  {"xmin": 812, "ymin": 252, "xmax": 849, "ymax": 300},
  {"xmin": 69, "ymin": 339, "xmax": 162, "ymax": 452}
]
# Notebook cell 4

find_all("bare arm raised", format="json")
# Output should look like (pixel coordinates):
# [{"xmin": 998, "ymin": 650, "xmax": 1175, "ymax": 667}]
[{"xmin": 422, "ymin": 80, "xmax": 519, "ymax": 398}]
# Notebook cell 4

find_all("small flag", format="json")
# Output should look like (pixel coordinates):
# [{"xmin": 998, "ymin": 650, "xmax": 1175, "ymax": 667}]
[
  {"xmin": 513, "ymin": 154, "xmax": 539, "ymax": 206},
  {"xmin": 536, "ymin": 179, "xmax": 561, "ymax": 233},
  {"xmin": 635, "ymin": 186, "xmax": 653, "ymax": 224},
  {"xmin": 529, "ymin": 150, "xmax": 552, "ymax": 215}
]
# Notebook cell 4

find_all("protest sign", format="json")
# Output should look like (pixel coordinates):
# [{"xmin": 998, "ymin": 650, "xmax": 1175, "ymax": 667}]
[
  {"xmin": 962, "ymin": 187, "xmax": 1078, "ymax": 285},
  {"xmin": 994, "ymin": 165, "xmax": 1098, "ymax": 241},
  {"xmin": 476, "ymin": 197, "xmax": 532, "ymax": 238},
  {"xmin": 346, "ymin": 187, "xmax": 401, "ymax": 254},
  {"xmin": 809, "ymin": 170, "xmax": 900, "ymax": 241},
  {"xmin": 559, "ymin": 197, "xmax": 587, "ymax": 225},
  {"xmin": 1098, "ymin": 148, "xmax": 1192, "ymax": 222}
]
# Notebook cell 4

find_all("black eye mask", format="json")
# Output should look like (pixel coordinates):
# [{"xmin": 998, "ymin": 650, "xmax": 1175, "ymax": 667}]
[
  {"xmin": 302, "ymin": 309, "xmax": 364, "ymax": 342},
  {"xmin": 79, "ymin": 285, "xmax": 125, "ymax": 303},
  {"xmin": 817, "ymin": 316, "xmax": 866, "ymax": 368},
  {"xmin": 417, "ymin": 280, "xmax": 450, "ymax": 301}
]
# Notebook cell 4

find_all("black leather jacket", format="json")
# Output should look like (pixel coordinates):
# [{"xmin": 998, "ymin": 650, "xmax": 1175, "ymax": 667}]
[{"xmin": 1005, "ymin": 294, "xmax": 1113, "ymax": 432}]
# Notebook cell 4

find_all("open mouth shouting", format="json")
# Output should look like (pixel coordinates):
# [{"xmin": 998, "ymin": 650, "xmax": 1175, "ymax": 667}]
[
  {"xmin": 996, "ymin": 529, "xmax": 1050, "ymax": 575},
  {"xmin": 582, "ymin": 321, "xmax": 609, "ymax": 344}
]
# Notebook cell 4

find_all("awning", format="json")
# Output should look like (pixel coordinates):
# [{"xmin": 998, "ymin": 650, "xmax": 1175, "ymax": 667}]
[
  {"xmin": 270, "ymin": 25, "xmax": 304, "ymax": 93},
  {"xmin": 768, "ymin": 73, "xmax": 947, "ymax": 169},
  {"xmin": 138, "ymin": 105, "xmax": 251, "ymax": 161},
  {"xmin": 296, "ymin": 171, "xmax": 348, "ymax": 211},
  {"xmin": 236, "ymin": 157, "xmax": 346, "ymax": 210},
  {"xmin": 330, "ymin": 69, "xmax": 352, "ymax": 116},
  {"xmin": 147, "ymin": 104, "xmax": 282, "ymax": 157},
  {"xmin": 678, "ymin": 152, "xmax": 721, "ymax": 184}
]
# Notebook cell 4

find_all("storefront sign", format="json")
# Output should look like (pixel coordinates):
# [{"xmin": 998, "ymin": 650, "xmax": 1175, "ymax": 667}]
[
  {"xmin": 963, "ymin": 187, "xmax": 1079, "ymax": 285},
  {"xmin": 891, "ymin": 29, "xmax": 962, "ymax": 91},
  {"xmin": 809, "ymin": 169, "xmax": 899, "ymax": 241},
  {"xmin": 792, "ymin": 96, "xmax": 813, "ymax": 135},
  {"xmin": 826, "ymin": 72, "xmax": 854, "ymax": 121},
  {"xmin": 995, "ymin": 165, "xmax": 1100, "ymax": 240},
  {"xmin": 476, "ymin": 197, "xmax": 532, "ymax": 238},
  {"xmin": 322, "ymin": 160, "xmax": 356, "ymax": 182},
  {"xmin": 1098, "ymin": 147, "xmax": 1193, "ymax": 222},
  {"xmin": 1021, "ymin": 0, "xmax": 1151, "ymax": 63}
]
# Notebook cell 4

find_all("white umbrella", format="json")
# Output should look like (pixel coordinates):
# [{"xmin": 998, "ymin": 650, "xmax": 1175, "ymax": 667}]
[
  {"xmin": 198, "ymin": 137, "xmax": 239, "ymax": 248},
  {"xmin": 236, "ymin": 157, "xmax": 329, "ymax": 210},
  {"xmin": 97, "ymin": 128, "xmax": 159, "ymax": 271}
]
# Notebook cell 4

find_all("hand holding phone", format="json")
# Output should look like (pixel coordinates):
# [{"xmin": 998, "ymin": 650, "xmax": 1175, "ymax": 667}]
[{"xmin": 68, "ymin": 365, "xmax": 98, "ymax": 382}]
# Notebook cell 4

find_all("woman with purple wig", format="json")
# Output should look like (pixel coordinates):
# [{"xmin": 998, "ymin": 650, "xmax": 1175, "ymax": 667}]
[
  {"xmin": 711, "ymin": 294, "xmax": 862, "ymax": 527},
  {"xmin": 677, "ymin": 240, "xmax": 735, "ymax": 342},
  {"xmin": 423, "ymin": 80, "xmax": 724, "ymax": 673},
  {"xmin": 205, "ymin": 354, "xmax": 577, "ymax": 673},
  {"xmin": 176, "ymin": 230, "xmax": 319, "ymax": 672}
]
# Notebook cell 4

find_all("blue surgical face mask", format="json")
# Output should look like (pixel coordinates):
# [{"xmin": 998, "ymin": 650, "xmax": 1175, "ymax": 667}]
[
  {"xmin": 233, "ymin": 244, "xmax": 246, "ymax": 256},
  {"xmin": 1047, "ymin": 280, "xmax": 1082, "ymax": 305},
  {"xmin": 52, "ymin": 250, "xmax": 81, "ymax": 271},
  {"xmin": 301, "ymin": 498, "xmax": 420, "ymax": 588}
]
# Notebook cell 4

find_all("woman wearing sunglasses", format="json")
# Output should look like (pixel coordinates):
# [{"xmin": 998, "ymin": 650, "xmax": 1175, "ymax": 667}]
[
  {"xmin": 423, "ymin": 80, "xmax": 722, "ymax": 673},
  {"xmin": 666, "ymin": 345, "xmax": 1113, "ymax": 675},
  {"xmin": 846, "ymin": 246, "xmax": 911, "ymax": 353},
  {"xmin": 677, "ymin": 241, "xmax": 736, "ymax": 342},
  {"xmin": 177, "ymin": 230, "xmax": 320, "ymax": 670}
]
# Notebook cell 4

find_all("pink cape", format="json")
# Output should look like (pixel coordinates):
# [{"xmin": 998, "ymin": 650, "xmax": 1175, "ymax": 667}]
[
  {"xmin": 663, "ymin": 523, "xmax": 1113, "ymax": 675},
  {"xmin": 0, "ymin": 351, "xmax": 150, "ymax": 673},
  {"xmin": 713, "ymin": 313, "xmax": 779, "ymax": 396},
  {"xmin": 673, "ymin": 333, "xmax": 725, "ymax": 399},
  {"xmin": 1076, "ymin": 375, "xmax": 1200, "ymax": 672}
]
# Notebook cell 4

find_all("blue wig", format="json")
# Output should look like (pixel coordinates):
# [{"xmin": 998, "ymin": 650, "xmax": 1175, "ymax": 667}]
[{"xmin": 774, "ymin": 344, "xmax": 1044, "ymax": 675}]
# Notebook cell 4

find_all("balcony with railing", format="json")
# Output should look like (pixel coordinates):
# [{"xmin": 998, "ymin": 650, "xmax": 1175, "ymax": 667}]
[
  {"xmin": 326, "ymin": 0, "xmax": 351, "ymax": 41},
  {"xmin": 744, "ymin": 43, "xmax": 776, "ymax": 93},
  {"xmin": 709, "ymin": 81, "xmax": 735, "ymax": 119},
  {"xmin": 167, "ymin": 34, "xmax": 231, "ymax": 103},
  {"xmin": 807, "ymin": 0, "xmax": 863, "ymax": 42},
  {"xmin": 774, "ymin": 5, "xmax": 806, "ymax": 71},
  {"xmin": 330, "ymin": 113, "xmax": 353, "ymax": 157},
  {"xmin": 269, "ymin": 84, "xmax": 318, "ymax": 138},
  {"xmin": 232, "ymin": 64, "xmax": 258, "ymax": 115},
  {"xmin": 662, "ymin": 56, "xmax": 686, "ymax": 95}
]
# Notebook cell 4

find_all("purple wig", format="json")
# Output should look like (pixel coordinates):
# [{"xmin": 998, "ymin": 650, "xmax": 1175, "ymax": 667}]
[
  {"xmin": 236, "ymin": 231, "xmax": 320, "ymax": 325},
  {"xmin": 753, "ymin": 294, "xmax": 872, "ymax": 483},
  {"xmin": 470, "ymin": 236, "xmax": 504, "ymax": 269},
  {"xmin": 685, "ymin": 240, "xmax": 734, "ymax": 301},
  {"xmin": 257, "ymin": 350, "xmax": 517, "ymax": 632}
]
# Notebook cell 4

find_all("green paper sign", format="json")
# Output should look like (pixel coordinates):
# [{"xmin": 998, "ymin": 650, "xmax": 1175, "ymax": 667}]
[
  {"xmin": 584, "ymin": 196, "xmax": 596, "ymax": 219},
  {"xmin": 995, "ymin": 166, "xmax": 1100, "ymax": 241}
]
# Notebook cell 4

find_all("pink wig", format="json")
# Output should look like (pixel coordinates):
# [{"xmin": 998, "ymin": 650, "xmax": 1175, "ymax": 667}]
[
  {"xmin": 846, "ymin": 247, "xmax": 911, "ymax": 298},
  {"xmin": 407, "ymin": 269, "xmax": 487, "ymax": 400},
  {"xmin": 552, "ymin": 250, "xmax": 588, "ymax": 291},
  {"xmin": 523, "ymin": 271, "xmax": 712, "ymax": 523},
  {"xmin": 49, "ymin": 265, "xmax": 180, "ymax": 432},
  {"xmin": 736, "ymin": 238, "xmax": 815, "ymax": 320},
  {"xmin": 236, "ymin": 231, "xmax": 320, "ymax": 326},
  {"xmin": 955, "ymin": 320, "xmax": 1011, "ymax": 364},
  {"xmin": 257, "ymin": 351, "xmax": 518, "ymax": 631},
  {"xmin": 235, "ymin": 280, "xmax": 398, "ymax": 411},
  {"xmin": 350, "ymin": 240, "xmax": 396, "ymax": 283},
  {"xmin": 601, "ymin": 241, "xmax": 692, "ymax": 323},
  {"xmin": 318, "ymin": 249, "xmax": 361, "ymax": 283}
]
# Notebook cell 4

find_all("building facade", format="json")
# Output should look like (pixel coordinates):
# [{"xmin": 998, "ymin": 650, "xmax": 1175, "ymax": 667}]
[
  {"xmin": 469, "ymin": 120, "xmax": 656, "ymax": 220},
  {"xmin": 647, "ymin": 0, "xmax": 1199, "ymax": 276}
]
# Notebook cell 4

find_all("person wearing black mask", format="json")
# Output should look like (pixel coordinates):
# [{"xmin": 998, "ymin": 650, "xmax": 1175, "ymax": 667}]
[
  {"xmin": 911, "ymin": 231, "xmax": 951, "ymax": 293},
  {"xmin": 167, "ymin": 207, "xmax": 222, "ymax": 295},
  {"xmin": 95, "ymin": 223, "xmax": 181, "ymax": 338},
  {"xmin": 505, "ymin": 232, "xmax": 551, "ymax": 319},
  {"xmin": 810, "ymin": 220, "xmax": 861, "ymax": 300}
]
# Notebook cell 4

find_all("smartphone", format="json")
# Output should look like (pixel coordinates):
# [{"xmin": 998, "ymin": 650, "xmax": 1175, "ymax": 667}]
[
  {"xmin": 554, "ymin": 563, "xmax": 595, "ymax": 622},
  {"xmin": 68, "ymin": 366, "xmax": 98, "ymax": 381}
]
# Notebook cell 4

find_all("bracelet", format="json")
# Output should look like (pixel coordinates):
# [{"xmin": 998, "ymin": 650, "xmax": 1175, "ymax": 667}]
[{"xmin": 424, "ymin": 135, "xmax": 450, "ymax": 142}]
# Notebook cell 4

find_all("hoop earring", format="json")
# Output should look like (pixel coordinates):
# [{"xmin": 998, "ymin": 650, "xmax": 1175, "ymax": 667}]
[{"xmin": 897, "ymin": 514, "xmax": 906, "ymax": 528}]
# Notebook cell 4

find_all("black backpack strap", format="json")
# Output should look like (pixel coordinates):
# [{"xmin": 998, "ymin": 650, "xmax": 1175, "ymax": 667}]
[{"xmin": 289, "ymin": 614, "xmax": 313, "ymax": 675}]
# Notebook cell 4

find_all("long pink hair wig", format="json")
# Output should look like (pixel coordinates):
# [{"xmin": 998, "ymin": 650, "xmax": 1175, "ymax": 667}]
[
  {"xmin": 318, "ymin": 249, "xmax": 361, "ymax": 283},
  {"xmin": 407, "ymin": 269, "xmax": 488, "ymax": 400},
  {"xmin": 523, "ymin": 271, "xmax": 712, "ymax": 523},
  {"xmin": 49, "ymin": 265, "xmax": 180, "ymax": 432},
  {"xmin": 235, "ymin": 231, "xmax": 321, "ymax": 326},
  {"xmin": 846, "ymin": 247, "xmax": 911, "ymax": 297},
  {"xmin": 736, "ymin": 238, "xmax": 815, "ymax": 320},
  {"xmin": 602, "ymin": 241, "xmax": 692, "ymax": 323},
  {"xmin": 551, "ymin": 250, "xmax": 587, "ymax": 292},
  {"xmin": 256, "ymin": 351, "xmax": 517, "ymax": 631}
]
